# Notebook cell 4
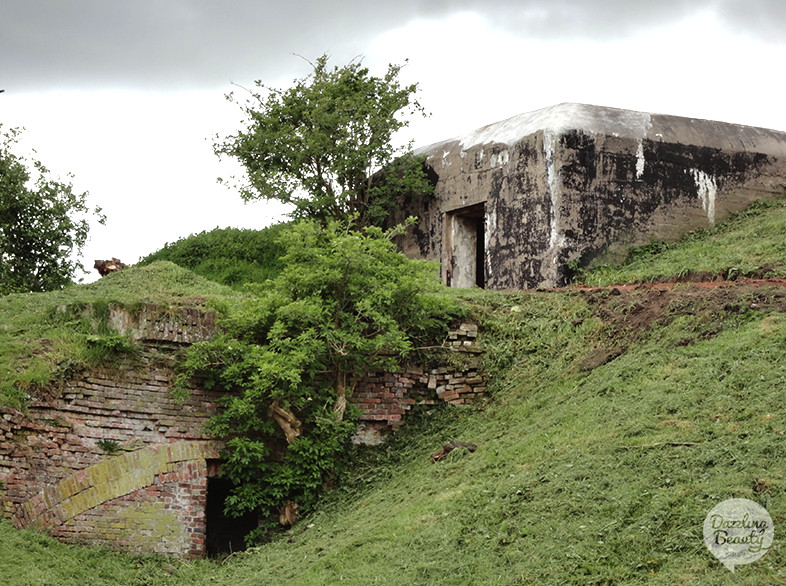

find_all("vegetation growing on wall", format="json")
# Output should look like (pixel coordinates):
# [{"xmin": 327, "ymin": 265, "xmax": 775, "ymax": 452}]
[
  {"xmin": 0, "ymin": 262, "xmax": 237, "ymax": 408},
  {"xmin": 175, "ymin": 218, "xmax": 461, "ymax": 540}
]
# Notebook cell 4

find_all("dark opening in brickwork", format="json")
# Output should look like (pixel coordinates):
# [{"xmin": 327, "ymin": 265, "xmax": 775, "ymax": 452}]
[{"xmin": 205, "ymin": 471, "xmax": 257, "ymax": 556}]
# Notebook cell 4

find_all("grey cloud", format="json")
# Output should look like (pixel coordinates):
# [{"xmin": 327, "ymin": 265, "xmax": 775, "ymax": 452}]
[
  {"xmin": 716, "ymin": 0, "xmax": 786, "ymax": 41},
  {"xmin": 1, "ymin": 1, "xmax": 780, "ymax": 92}
]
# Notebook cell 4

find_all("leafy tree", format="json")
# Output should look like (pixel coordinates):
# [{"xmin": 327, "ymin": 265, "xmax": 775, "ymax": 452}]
[
  {"xmin": 215, "ymin": 55, "xmax": 434, "ymax": 226},
  {"xmin": 0, "ymin": 126, "xmax": 104, "ymax": 294},
  {"xmin": 176, "ymin": 218, "xmax": 461, "ymax": 540}
]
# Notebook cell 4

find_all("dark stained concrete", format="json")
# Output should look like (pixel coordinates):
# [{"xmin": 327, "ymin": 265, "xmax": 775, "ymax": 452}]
[{"xmin": 393, "ymin": 103, "xmax": 786, "ymax": 289}]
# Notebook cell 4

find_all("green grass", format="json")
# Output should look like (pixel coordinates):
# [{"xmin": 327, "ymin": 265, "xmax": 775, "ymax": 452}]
[
  {"xmin": 3, "ymin": 205, "xmax": 786, "ymax": 584},
  {"xmin": 5, "ymin": 286, "xmax": 785, "ymax": 584},
  {"xmin": 192, "ymin": 289, "xmax": 785, "ymax": 585},
  {"xmin": 0, "ymin": 261, "xmax": 238, "ymax": 407},
  {"xmin": 580, "ymin": 198, "xmax": 786, "ymax": 286},
  {"xmin": 138, "ymin": 224, "xmax": 289, "ymax": 288},
  {"xmin": 0, "ymin": 520, "xmax": 212, "ymax": 586}
]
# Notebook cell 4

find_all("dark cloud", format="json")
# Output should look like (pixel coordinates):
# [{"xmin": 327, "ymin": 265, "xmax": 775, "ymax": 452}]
[{"xmin": 1, "ymin": 1, "xmax": 780, "ymax": 92}]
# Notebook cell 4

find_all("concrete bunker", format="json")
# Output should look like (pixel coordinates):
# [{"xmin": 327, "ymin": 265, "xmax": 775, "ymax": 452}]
[
  {"xmin": 446, "ymin": 203, "xmax": 486, "ymax": 288},
  {"xmin": 397, "ymin": 103, "xmax": 786, "ymax": 289}
]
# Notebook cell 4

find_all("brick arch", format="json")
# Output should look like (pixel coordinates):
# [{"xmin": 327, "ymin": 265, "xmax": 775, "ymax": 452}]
[{"xmin": 16, "ymin": 440, "xmax": 221, "ymax": 532}]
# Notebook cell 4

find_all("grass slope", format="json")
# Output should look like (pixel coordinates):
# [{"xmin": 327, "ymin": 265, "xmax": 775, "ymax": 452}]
[
  {"xmin": 197, "ymin": 288, "xmax": 785, "ymax": 585},
  {"xmin": 0, "ymin": 261, "xmax": 238, "ymax": 406},
  {"xmin": 2, "ymin": 203, "xmax": 786, "ymax": 584},
  {"xmin": 138, "ymin": 224, "xmax": 288, "ymax": 288},
  {"xmin": 579, "ymin": 198, "xmax": 786, "ymax": 286}
]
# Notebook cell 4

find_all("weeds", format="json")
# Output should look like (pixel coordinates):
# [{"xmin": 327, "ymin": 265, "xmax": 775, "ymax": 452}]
[{"xmin": 96, "ymin": 438, "xmax": 120, "ymax": 454}]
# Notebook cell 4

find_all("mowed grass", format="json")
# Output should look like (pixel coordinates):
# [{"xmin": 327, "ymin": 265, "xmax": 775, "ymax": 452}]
[
  {"xmin": 3, "ymin": 202, "xmax": 786, "ymax": 584},
  {"xmin": 5, "ymin": 288, "xmax": 783, "ymax": 585},
  {"xmin": 581, "ymin": 197, "xmax": 786, "ymax": 286},
  {"xmin": 193, "ymin": 289, "xmax": 785, "ymax": 585}
]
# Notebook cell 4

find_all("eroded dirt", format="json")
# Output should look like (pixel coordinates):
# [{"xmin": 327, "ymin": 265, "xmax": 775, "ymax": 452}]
[{"xmin": 560, "ymin": 280, "xmax": 786, "ymax": 369}]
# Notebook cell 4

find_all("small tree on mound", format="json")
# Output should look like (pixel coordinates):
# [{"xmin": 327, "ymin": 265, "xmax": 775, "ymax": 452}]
[
  {"xmin": 176, "ymin": 218, "xmax": 460, "ymax": 541},
  {"xmin": 215, "ymin": 55, "xmax": 433, "ymax": 226}
]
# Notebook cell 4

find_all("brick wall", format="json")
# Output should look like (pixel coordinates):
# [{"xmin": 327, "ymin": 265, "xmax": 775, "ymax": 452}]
[
  {"xmin": 352, "ymin": 323, "xmax": 487, "ymax": 444},
  {"xmin": 48, "ymin": 447, "xmax": 215, "ymax": 556},
  {"xmin": 0, "ymin": 342, "xmax": 223, "ymax": 557},
  {"xmin": 0, "ymin": 305, "xmax": 486, "ymax": 556}
]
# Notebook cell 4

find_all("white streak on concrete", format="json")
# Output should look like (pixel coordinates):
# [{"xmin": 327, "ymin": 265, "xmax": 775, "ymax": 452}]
[
  {"xmin": 636, "ymin": 140, "xmax": 645, "ymax": 179},
  {"xmin": 691, "ymin": 168, "xmax": 717, "ymax": 225},
  {"xmin": 544, "ymin": 131, "xmax": 565, "ymax": 257},
  {"xmin": 485, "ymin": 203, "xmax": 496, "ymax": 281},
  {"xmin": 490, "ymin": 150, "xmax": 510, "ymax": 168}
]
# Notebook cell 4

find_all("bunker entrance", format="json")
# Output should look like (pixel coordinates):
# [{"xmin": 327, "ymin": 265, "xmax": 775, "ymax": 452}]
[
  {"xmin": 205, "ymin": 465, "xmax": 258, "ymax": 556},
  {"xmin": 447, "ymin": 203, "xmax": 486, "ymax": 288}
]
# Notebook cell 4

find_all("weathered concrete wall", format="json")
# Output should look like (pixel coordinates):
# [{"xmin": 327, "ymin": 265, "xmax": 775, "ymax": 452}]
[
  {"xmin": 397, "ymin": 103, "xmax": 786, "ymax": 289},
  {"xmin": 0, "ymin": 306, "xmax": 486, "ymax": 555}
]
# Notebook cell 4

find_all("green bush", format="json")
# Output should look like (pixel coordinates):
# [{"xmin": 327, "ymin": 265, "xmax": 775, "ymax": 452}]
[
  {"xmin": 176, "ymin": 218, "xmax": 462, "ymax": 542},
  {"xmin": 139, "ymin": 224, "xmax": 289, "ymax": 288}
]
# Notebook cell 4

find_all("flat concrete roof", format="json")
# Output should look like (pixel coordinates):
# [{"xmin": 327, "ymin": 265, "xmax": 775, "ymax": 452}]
[{"xmin": 416, "ymin": 103, "xmax": 786, "ymax": 157}]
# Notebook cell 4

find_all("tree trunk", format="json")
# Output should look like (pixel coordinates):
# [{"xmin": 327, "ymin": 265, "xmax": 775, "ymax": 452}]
[
  {"xmin": 269, "ymin": 400, "xmax": 302, "ymax": 444},
  {"xmin": 279, "ymin": 500, "xmax": 299, "ymax": 526},
  {"xmin": 334, "ymin": 371, "xmax": 347, "ymax": 420}
]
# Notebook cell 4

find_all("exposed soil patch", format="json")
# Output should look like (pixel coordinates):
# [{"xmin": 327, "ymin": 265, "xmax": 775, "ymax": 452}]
[
  {"xmin": 587, "ymin": 282, "xmax": 786, "ymax": 334},
  {"xmin": 577, "ymin": 346, "xmax": 626, "ymax": 371},
  {"xmin": 559, "ymin": 280, "xmax": 786, "ymax": 369}
]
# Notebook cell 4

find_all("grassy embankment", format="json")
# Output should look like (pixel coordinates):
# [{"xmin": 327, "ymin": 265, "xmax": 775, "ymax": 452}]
[
  {"xmin": 2, "ymin": 200, "xmax": 786, "ymax": 584},
  {"xmin": 579, "ymin": 198, "xmax": 786, "ymax": 286},
  {"xmin": 137, "ymin": 224, "xmax": 288, "ymax": 289},
  {"xmin": 0, "ymin": 261, "xmax": 239, "ymax": 407}
]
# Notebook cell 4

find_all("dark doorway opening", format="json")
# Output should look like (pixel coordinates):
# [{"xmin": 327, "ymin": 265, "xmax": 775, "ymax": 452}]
[
  {"xmin": 474, "ymin": 215, "xmax": 485, "ymax": 288},
  {"xmin": 448, "ymin": 203, "xmax": 486, "ymax": 288},
  {"xmin": 205, "ymin": 473, "xmax": 258, "ymax": 556}
]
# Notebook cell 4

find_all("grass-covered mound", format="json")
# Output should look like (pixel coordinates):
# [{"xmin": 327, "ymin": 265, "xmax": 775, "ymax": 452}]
[
  {"xmin": 2, "ymin": 202, "xmax": 786, "ymax": 584},
  {"xmin": 138, "ymin": 224, "xmax": 289, "ymax": 288},
  {"xmin": 3, "ymin": 285, "xmax": 783, "ymax": 584},
  {"xmin": 579, "ymin": 197, "xmax": 786, "ymax": 286},
  {"xmin": 195, "ymin": 286, "xmax": 785, "ymax": 585},
  {"xmin": 0, "ymin": 261, "xmax": 238, "ymax": 407}
]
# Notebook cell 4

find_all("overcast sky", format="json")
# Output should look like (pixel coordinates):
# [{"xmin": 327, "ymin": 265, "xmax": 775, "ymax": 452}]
[{"xmin": 2, "ymin": 1, "xmax": 785, "ymax": 282}]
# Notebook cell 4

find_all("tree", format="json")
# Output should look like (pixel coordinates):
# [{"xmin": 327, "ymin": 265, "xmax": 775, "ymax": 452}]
[
  {"xmin": 215, "ymin": 55, "xmax": 434, "ymax": 226},
  {"xmin": 176, "ymin": 218, "xmax": 461, "ymax": 540},
  {"xmin": 0, "ymin": 126, "xmax": 104, "ymax": 294}
]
